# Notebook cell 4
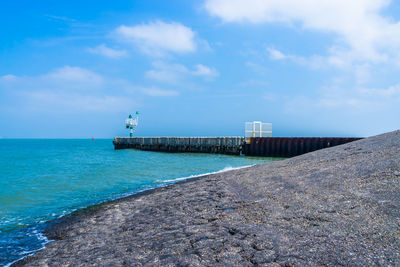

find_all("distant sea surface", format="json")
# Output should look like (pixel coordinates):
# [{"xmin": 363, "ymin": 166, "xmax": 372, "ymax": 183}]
[{"xmin": 0, "ymin": 139, "xmax": 280, "ymax": 266}]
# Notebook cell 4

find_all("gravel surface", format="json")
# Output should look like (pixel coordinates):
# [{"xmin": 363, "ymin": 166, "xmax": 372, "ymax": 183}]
[{"xmin": 15, "ymin": 131, "xmax": 400, "ymax": 266}]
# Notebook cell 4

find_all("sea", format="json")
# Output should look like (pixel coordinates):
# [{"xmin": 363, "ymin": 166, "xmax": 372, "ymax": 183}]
[{"xmin": 0, "ymin": 139, "xmax": 280, "ymax": 266}]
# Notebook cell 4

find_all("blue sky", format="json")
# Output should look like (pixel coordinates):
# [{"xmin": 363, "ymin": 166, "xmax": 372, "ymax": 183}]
[{"xmin": 1, "ymin": 0, "xmax": 400, "ymax": 138}]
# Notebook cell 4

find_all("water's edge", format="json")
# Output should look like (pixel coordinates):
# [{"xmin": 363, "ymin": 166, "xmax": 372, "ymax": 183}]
[{"xmin": 9, "ymin": 165, "xmax": 255, "ymax": 266}]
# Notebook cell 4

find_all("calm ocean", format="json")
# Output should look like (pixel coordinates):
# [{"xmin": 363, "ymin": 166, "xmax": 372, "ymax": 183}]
[{"xmin": 0, "ymin": 139, "xmax": 279, "ymax": 265}]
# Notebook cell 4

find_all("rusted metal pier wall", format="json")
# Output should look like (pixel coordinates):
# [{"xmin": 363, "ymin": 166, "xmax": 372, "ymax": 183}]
[
  {"xmin": 113, "ymin": 137, "xmax": 244, "ymax": 155},
  {"xmin": 243, "ymin": 137, "xmax": 362, "ymax": 157}
]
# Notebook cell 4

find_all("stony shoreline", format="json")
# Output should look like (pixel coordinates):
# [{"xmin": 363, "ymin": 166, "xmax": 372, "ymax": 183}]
[{"xmin": 15, "ymin": 131, "xmax": 400, "ymax": 266}]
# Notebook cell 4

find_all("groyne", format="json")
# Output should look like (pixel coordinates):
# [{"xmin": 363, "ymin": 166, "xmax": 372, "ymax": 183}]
[
  {"xmin": 243, "ymin": 137, "xmax": 362, "ymax": 157},
  {"xmin": 16, "ymin": 130, "xmax": 400, "ymax": 266},
  {"xmin": 113, "ymin": 136, "xmax": 362, "ymax": 157},
  {"xmin": 113, "ymin": 137, "xmax": 243, "ymax": 155}
]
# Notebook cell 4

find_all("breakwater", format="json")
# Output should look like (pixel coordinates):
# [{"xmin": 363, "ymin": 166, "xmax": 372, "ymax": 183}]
[
  {"xmin": 113, "ymin": 137, "xmax": 244, "ymax": 155},
  {"xmin": 113, "ymin": 137, "xmax": 362, "ymax": 157},
  {"xmin": 243, "ymin": 137, "xmax": 362, "ymax": 157}
]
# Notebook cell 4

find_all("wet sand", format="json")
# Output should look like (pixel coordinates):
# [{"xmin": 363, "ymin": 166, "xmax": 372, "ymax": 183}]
[{"xmin": 15, "ymin": 131, "xmax": 400, "ymax": 266}]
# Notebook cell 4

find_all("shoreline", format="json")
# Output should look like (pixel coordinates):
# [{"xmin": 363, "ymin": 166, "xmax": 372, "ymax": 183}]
[
  {"xmin": 14, "ymin": 130, "xmax": 400, "ymax": 266},
  {"xmin": 7, "ymin": 165, "xmax": 255, "ymax": 266},
  {"xmin": 44, "ymin": 165, "xmax": 252, "ymax": 241}
]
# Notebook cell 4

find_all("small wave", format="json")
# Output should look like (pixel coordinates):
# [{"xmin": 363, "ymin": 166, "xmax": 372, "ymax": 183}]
[
  {"xmin": 4, "ymin": 226, "xmax": 51, "ymax": 267},
  {"xmin": 157, "ymin": 165, "xmax": 254, "ymax": 183}
]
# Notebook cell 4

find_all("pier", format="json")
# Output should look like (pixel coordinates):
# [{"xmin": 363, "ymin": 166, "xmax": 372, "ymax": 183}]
[
  {"xmin": 113, "ymin": 137, "xmax": 244, "ymax": 155},
  {"xmin": 113, "ymin": 136, "xmax": 362, "ymax": 157},
  {"xmin": 243, "ymin": 137, "xmax": 362, "ymax": 157}
]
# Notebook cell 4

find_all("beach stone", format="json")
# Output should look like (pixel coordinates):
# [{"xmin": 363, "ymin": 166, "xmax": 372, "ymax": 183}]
[{"xmin": 14, "ymin": 130, "xmax": 400, "ymax": 266}]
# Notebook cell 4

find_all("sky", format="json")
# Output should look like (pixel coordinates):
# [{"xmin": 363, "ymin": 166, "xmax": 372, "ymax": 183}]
[{"xmin": 1, "ymin": 0, "xmax": 400, "ymax": 138}]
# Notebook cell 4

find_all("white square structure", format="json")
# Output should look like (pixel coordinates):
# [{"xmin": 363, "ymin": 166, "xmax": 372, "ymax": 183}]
[{"xmin": 245, "ymin": 121, "xmax": 272, "ymax": 141}]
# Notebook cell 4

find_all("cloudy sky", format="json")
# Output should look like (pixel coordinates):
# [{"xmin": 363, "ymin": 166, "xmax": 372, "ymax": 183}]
[{"xmin": 1, "ymin": 0, "xmax": 400, "ymax": 138}]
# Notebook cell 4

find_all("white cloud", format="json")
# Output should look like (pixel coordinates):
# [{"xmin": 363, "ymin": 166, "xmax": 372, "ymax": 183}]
[
  {"xmin": 45, "ymin": 15, "xmax": 77, "ymax": 23},
  {"xmin": 43, "ymin": 66, "xmax": 104, "ymax": 87},
  {"xmin": 263, "ymin": 92, "xmax": 277, "ymax": 101},
  {"xmin": 0, "ymin": 67, "xmax": 130, "ymax": 112},
  {"xmin": 359, "ymin": 84, "xmax": 400, "ymax": 99},
  {"xmin": 205, "ymin": 0, "xmax": 400, "ymax": 64},
  {"xmin": 0, "ymin": 74, "xmax": 18, "ymax": 82},
  {"xmin": 145, "ymin": 61, "xmax": 219, "ymax": 83},
  {"xmin": 145, "ymin": 61, "xmax": 189, "ymax": 83},
  {"xmin": 284, "ymin": 83, "xmax": 400, "ymax": 113},
  {"xmin": 267, "ymin": 47, "xmax": 382, "ymax": 86},
  {"xmin": 266, "ymin": 47, "xmax": 326, "ymax": 69},
  {"xmin": 87, "ymin": 44, "xmax": 128, "ymax": 59},
  {"xmin": 267, "ymin": 48, "xmax": 287, "ymax": 60},
  {"xmin": 192, "ymin": 64, "xmax": 219, "ymax": 78},
  {"xmin": 0, "ymin": 66, "xmax": 179, "ymax": 113},
  {"xmin": 115, "ymin": 21, "xmax": 197, "ymax": 56},
  {"xmin": 145, "ymin": 69, "xmax": 179, "ymax": 84},
  {"xmin": 238, "ymin": 79, "xmax": 269, "ymax": 88},
  {"xmin": 139, "ymin": 86, "xmax": 179, "ymax": 97},
  {"xmin": 245, "ymin": 61, "xmax": 268, "ymax": 75},
  {"xmin": 20, "ymin": 90, "xmax": 133, "ymax": 112}
]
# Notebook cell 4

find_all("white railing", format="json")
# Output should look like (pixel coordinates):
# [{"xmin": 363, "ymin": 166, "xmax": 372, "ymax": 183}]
[{"xmin": 245, "ymin": 121, "xmax": 272, "ymax": 142}]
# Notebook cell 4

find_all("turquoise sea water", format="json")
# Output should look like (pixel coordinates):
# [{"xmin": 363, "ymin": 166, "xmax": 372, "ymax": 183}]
[{"xmin": 0, "ymin": 139, "xmax": 279, "ymax": 265}]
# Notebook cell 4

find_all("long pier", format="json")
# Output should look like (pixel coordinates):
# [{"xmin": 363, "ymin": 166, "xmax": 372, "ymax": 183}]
[
  {"xmin": 113, "ymin": 137, "xmax": 243, "ymax": 155},
  {"xmin": 113, "ymin": 137, "xmax": 362, "ymax": 157},
  {"xmin": 243, "ymin": 137, "xmax": 362, "ymax": 157}
]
